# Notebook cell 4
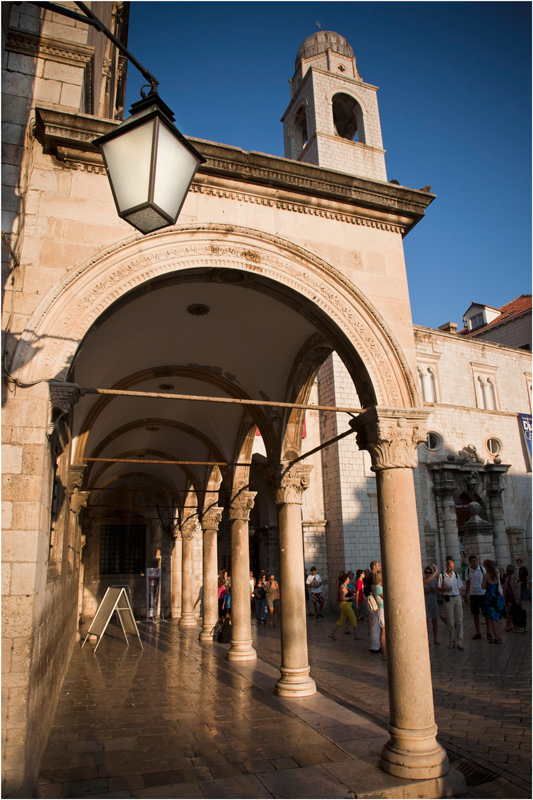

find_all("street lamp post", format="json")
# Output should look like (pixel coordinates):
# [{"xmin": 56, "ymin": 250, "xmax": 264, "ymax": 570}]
[{"xmin": 29, "ymin": 1, "xmax": 205, "ymax": 234}]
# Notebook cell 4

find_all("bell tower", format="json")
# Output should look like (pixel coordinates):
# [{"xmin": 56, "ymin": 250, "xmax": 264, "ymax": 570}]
[{"xmin": 282, "ymin": 31, "xmax": 387, "ymax": 182}]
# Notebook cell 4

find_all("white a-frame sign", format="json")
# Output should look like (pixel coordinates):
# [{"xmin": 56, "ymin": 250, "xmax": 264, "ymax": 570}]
[{"xmin": 82, "ymin": 587, "xmax": 143, "ymax": 653}]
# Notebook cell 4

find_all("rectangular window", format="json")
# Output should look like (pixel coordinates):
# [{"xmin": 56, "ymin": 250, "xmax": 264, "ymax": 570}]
[{"xmin": 99, "ymin": 524, "xmax": 146, "ymax": 574}]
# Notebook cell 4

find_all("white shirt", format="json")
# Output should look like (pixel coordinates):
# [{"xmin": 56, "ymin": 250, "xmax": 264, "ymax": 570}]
[
  {"xmin": 466, "ymin": 565, "xmax": 486, "ymax": 595},
  {"xmin": 306, "ymin": 573, "xmax": 322, "ymax": 594},
  {"xmin": 437, "ymin": 570, "xmax": 463, "ymax": 596}
]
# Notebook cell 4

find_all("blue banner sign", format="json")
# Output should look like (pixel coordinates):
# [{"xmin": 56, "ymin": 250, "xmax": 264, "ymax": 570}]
[{"xmin": 518, "ymin": 413, "xmax": 532, "ymax": 464}]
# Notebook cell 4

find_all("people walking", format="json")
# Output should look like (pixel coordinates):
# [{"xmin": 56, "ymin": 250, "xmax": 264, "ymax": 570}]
[
  {"xmin": 437, "ymin": 557, "xmax": 465, "ymax": 649},
  {"xmin": 465, "ymin": 554, "xmax": 491, "ymax": 641},
  {"xmin": 254, "ymin": 575, "xmax": 268, "ymax": 625},
  {"xmin": 503, "ymin": 565, "xmax": 522, "ymax": 633},
  {"xmin": 328, "ymin": 573, "xmax": 360, "ymax": 641},
  {"xmin": 516, "ymin": 559, "xmax": 530, "ymax": 603},
  {"xmin": 266, "ymin": 574, "xmax": 280, "ymax": 627},
  {"xmin": 481, "ymin": 560, "xmax": 506, "ymax": 643},
  {"xmin": 365, "ymin": 561, "xmax": 381, "ymax": 652},
  {"xmin": 355, "ymin": 569, "xmax": 369, "ymax": 630},
  {"xmin": 423, "ymin": 564, "xmax": 440, "ymax": 645},
  {"xmin": 372, "ymin": 570, "xmax": 386, "ymax": 659},
  {"xmin": 306, "ymin": 566, "xmax": 325, "ymax": 619}
]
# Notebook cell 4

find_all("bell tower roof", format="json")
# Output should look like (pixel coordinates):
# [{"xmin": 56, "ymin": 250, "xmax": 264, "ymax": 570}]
[{"xmin": 295, "ymin": 31, "xmax": 354, "ymax": 70}]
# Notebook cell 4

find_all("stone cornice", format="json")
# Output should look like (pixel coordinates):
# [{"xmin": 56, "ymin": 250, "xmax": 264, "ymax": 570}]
[
  {"xmin": 33, "ymin": 107, "xmax": 434, "ymax": 233},
  {"xmin": 7, "ymin": 28, "xmax": 93, "ymax": 67}
]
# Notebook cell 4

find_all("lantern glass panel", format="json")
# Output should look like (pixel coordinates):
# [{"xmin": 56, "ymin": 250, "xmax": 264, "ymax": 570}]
[
  {"xmin": 101, "ymin": 118, "xmax": 155, "ymax": 213},
  {"xmin": 153, "ymin": 122, "xmax": 200, "ymax": 220}
]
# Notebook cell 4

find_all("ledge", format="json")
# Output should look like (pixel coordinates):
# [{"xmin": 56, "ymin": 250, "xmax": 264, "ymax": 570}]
[{"xmin": 34, "ymin": 107, "xmax": 435, "ymax": 234}]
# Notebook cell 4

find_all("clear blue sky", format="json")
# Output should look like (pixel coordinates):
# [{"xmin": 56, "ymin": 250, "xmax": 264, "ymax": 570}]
[{"xmin": 125, "ymin": 1, "xmax": 531, "ymax": 329}]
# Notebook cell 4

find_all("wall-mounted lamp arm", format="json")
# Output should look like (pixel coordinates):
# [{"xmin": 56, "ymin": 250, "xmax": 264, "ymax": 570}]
[{"xmin": 28, "ymin": 1, "xmax": 160, "ymax": 93}]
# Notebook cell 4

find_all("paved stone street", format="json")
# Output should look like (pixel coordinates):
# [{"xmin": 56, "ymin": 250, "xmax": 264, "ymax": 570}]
[{"xmin": 36, "ymin": 609, "xmax": 531, "ymax": 799}]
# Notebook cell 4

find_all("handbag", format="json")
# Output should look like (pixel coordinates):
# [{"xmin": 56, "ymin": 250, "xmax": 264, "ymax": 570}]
[{"xmin": 367, "ymin": 594, "xmax": 378, "ymax": 612}]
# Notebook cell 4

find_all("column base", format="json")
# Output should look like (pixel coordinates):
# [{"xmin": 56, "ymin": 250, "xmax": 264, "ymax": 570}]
[
  {"xmin": 226, "ymin": 640, "xmax": 256, "ymax": 661},
  {"xmin": 380, "ymin": 724, "xmax": 449, "ymax": 780},
  {"xmin": 275, "ymin": 666, "xmax": 316, "ymax": 697},
  {"xmin": 199, "ymin": 627, "xmax": 215, "ymax": 642},
  {"xmin": 178, "ymin": 614, "xmax": 198, "ymax": 628}
]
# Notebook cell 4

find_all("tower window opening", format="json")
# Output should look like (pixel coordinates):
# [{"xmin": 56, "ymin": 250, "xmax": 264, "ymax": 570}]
[
  {"xmin": 332, "ymin": 93, "xmax": 364, "ymax": 142},
  {"xmin": 291, "ymin": 105, "xmax": 308, "ymax": 157}
]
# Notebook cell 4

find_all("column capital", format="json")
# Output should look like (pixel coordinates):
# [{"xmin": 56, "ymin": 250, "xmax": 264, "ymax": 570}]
[
  {"xmin": 68, "ymin": 464, "xmax": 86, "ymax": 495},
  {"xmin": 201, "ymin": 506, "xmax": 223, "ymax": 531},
  {"xmin": 275, "ymin": 463, "xmax": 313, "ymax": 505},
  {"xmin": 180, "ymin": 517, "xmax": 198, "ymax": 540},
  {"xmin": 351, "ymin": 406, "xmax": 429, "ymax": 472},
  {"xmin": 228, "ymin": 491, "xmax": 256, "ymax": 522}
]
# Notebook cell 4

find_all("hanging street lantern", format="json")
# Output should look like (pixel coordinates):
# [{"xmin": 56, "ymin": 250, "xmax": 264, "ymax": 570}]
[
  {"xmin": 93, "ymin": 93, "xmax": 206, "ymax": 235},
  {"xmin": 28, "ymin": 2, "xmax": 206, "ymax": 235}
]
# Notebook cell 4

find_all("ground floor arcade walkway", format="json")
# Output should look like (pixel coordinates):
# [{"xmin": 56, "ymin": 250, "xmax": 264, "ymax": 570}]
[{"xmin": 36, "ymin": 612, "xmax": 531, "ymax": 799}]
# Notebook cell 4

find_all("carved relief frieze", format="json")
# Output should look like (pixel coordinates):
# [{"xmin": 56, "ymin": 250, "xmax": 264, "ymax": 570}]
[
  {"xmin": 191, "ymin": 183, "xmax": 404, "ymax": 233},
  {"xmin": 6, "ymin": 29, "xmax": 93, "ymax": 67}
]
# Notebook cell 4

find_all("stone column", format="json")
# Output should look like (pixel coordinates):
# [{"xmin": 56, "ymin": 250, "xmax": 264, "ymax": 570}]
[
  {"xmin": 486, "ymin": 464, "xmax": 511, "ymax": 566},
  {"xmin": 227, "ymin": 490, "xmax": 257, "ymax": 662},
  {"xmin": 170, "ymin": 532, "xmax": 182, "ymax": 619},
  {"xmin": 199, "ymin": 506, "xmax": 223, "ymax": 642},
  {"xmin": 353, "ymin": 407, "xmax": 448, "ymax": 780},
  {"xmin": 179, "ymin": 518, "xmax": 198, "ymax": 628},
  {"xmin": 274, "ymin": 463, "xmax": 316, "ymax": 697}
]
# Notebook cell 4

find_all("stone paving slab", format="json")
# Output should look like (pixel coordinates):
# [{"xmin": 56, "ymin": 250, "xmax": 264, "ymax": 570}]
[{"xmin": 35, "ymin": 610, "xmax": 530, "ymax": 799}]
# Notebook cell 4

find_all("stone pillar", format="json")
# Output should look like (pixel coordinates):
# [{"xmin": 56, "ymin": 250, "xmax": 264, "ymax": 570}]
[
  {"xmin": 179, "ymin": 518, "xmax": 198, "ymax": 628},
  {"xmin": 429, "ymin": 464, "xmax": 462, "ymax": 565},
  {"xmin": 170, "ymin": 532, "xmax": 182, "ymax": 619},
  {"xmin": 199, "ymin": 506, "xmax": 223, "ymax": 642},
  {"xmin": 353, "ymin": 407, "xmax": 448, "ymax": 780},
  {"xmin": 274, "ymin": 463, "xmax": 316, "ymax": 697},
  {"xmin": 227, "ymin": 490, "xmax": 257, "ymax": 662},
  {"xmin": 486, "ymin": 464, "xmax": 511, "ymax": 566}
]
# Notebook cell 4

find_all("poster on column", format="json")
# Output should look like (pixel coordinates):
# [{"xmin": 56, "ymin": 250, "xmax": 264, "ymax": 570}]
[{"xmin": 146, "ymin": 568, "xmax": 161, "ymax": 620}]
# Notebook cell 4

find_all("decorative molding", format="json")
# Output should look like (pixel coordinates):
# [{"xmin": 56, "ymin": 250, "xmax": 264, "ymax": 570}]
[
  {"xmin": 276, "ymin": 464, "xmax": 313, "ymax": 505},
  {"xmin": 191, "ymin": 183, "xmax": 404, "ymax": 233},
  {"xmin": 6, "ymin": 29, "xmax": 94, "ymax": 67},
  {"xmin": 352, "ymin": 406, "xmax": 429, "ymax": 471},
  {"xmin": 13, "ymin": 225, "xmax": 418, "ymax": 409},
  {"xmin": 229, "ymin": 491, "xmax": 256, "ymax": 522}
]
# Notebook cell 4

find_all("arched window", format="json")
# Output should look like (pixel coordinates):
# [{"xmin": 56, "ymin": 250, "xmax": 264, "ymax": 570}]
[
  {"xmin": 291, "ymin": 105, "xmax": 308, "ymax": 158},
  {"xmin": 332, "ymin": 93, "xmax": 365, "ymax": 142}
]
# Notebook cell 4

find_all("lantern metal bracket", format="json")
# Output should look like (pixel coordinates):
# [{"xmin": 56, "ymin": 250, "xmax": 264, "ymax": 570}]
[{"xmin": 25, "ymin": 0, "xmax": 160, "ymax": 95}]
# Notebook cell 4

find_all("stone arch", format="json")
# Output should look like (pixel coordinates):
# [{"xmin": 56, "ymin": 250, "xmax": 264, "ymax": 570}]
[{"xmin": 12, "ymin": 223, "xmax": 418, "ymax": 409}]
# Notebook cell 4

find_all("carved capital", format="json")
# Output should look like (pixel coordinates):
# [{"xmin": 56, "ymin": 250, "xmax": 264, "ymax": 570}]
[
  {"xmin": 352, "ymin": 407, "xmax": 429, "ymax": 472},
  {"xmin": 68, "ymin": 465, "xmax": 86, "ymax": 495},
  {"xmin": 201, "ymin": 506, "xmax": 223, "ymax": 532},
  {"xmin": 229, "ymin": 491, "xmax": 256, "ymax": 522},
  {"xmin": 71, "ymin": 490, "xmax": 90, "ymax": 515},
  {"xmin": 180, "ymin": 517, "xmax": 198, "ymax": 540},
  {"xmin": 276, "ymin": 464, "xmax": 313, "ymax": 505}
]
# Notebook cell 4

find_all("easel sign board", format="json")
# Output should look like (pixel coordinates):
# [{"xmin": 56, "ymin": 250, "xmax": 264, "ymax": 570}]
[{"xmin": 82, "ymin": 587, "xmax": 143, "ymax": 653}]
